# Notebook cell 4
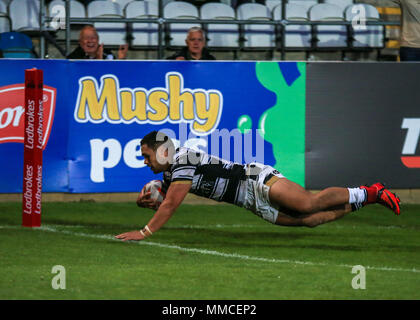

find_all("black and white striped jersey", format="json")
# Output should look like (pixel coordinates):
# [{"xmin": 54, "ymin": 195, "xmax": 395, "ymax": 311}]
[{"xmin": 162, "ymin": 147, "xmax": 249, "ymax": 206}]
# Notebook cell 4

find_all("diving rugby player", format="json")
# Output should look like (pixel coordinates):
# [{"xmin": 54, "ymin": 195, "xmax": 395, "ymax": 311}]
[{"xmin": 116, "ymin": 131, "xmax": 401, "ymax": 241}]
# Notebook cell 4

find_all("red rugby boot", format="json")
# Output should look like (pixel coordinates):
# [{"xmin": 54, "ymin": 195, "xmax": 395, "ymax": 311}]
[{"xmin": 361, "ymin": 183, "xmax": 401, "ymax": 215}]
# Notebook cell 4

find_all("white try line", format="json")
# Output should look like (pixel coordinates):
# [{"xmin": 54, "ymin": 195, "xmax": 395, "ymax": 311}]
[
  {"xmin": 21, "ymin": 223, "xmax": 417, "ymax": 230},
  {"xmin": 2, "ymin": 224, "xmax": 419, "ymax": 274}
]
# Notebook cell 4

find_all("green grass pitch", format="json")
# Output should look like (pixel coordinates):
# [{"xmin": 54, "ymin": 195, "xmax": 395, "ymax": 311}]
[{"xmin": 0, "ymin": 201, "xmax": 419, "ymax": 300}]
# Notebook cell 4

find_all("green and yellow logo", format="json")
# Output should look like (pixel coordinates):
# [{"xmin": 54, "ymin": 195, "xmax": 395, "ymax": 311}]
[{"xmin": 238, "ymin": 62, "xmax": 306, "ymax": 186}]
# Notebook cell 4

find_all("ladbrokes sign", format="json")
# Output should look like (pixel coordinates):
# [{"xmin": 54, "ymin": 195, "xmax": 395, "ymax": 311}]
[{"xmin": 0, "ymin": 83, "xmax": 57, "ymax": 150}]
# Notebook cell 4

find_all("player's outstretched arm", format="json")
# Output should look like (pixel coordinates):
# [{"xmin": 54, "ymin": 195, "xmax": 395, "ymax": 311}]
[
  {"xmin": 115, "ymin": 182, "xmax": 191, "ymax": 241},
  {"xmin": 146, "ymin": 182, "xmax": 191, "ymax": 232}
]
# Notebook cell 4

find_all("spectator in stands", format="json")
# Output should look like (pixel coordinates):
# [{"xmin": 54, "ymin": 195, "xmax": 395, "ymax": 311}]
[
  {"xmin": 67, "ymin": 25, "xmax": 128, "ymax": 60},
  {"xmin": 391, "ymin": 0, "xmax": 420, "ymax": 61},
  {"xmin": 166, "ymin": 27, "xmax": 216, "ymax": 61}
]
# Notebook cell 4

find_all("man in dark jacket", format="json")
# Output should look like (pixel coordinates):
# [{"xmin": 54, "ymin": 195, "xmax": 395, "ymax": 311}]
[
  {"xmin": 167, "ymin": 27, "xmax": 216, "ymax": 60},
  {"xmin": 67, "ymin": 25, "xmax": 128, "ymax": 60}
]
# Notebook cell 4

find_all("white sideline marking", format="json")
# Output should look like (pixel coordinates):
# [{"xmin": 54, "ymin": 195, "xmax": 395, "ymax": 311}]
[
  {"xmin": 2, "ymin": 224, "xmax": 419, "ymax": 274},
  {"xmin": 18, "ymin": 223, "xmax": 416, "ymax": 230}
]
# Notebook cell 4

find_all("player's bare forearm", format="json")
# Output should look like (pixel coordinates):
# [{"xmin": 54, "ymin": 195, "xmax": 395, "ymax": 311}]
[
  {"xmin": 146, "ymin": 200, "xmax": 178, "ymax": 233},
  {"xmin": 146, "ymin": 183, "xmax": 190, "ymax": 233},
  {"xmin": 115, "ymin": 200, "xmax": 178, "ymax": 241},
  {"xmin": 115, "ymin": 182, "xmax": 190, "ymax": 241}
]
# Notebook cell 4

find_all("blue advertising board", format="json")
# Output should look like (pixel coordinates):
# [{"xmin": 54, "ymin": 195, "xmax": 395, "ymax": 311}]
[{"xmin": 0, "ymin": 59, "xmax": 306, "ymax": 193}]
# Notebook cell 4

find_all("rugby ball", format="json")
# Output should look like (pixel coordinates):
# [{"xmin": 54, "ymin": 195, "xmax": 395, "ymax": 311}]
[{"xmin": 142, "ymin": 180, "xmax": 165, "ymax": 203}]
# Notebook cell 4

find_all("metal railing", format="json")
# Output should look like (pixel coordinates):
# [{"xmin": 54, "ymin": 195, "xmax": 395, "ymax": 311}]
[{"xmin": 38, "ymin": 0, "xmax": 401, "ymax": 60}]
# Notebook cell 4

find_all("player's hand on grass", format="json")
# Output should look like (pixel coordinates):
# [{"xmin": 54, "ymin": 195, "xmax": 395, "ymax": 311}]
[
  {"xmin": 115, "ymin": 231, "xmax": 144, "ymax": 241},
  {"xmin": 136, "ymin": 190, "xmax": 160, "ymax": 210}
]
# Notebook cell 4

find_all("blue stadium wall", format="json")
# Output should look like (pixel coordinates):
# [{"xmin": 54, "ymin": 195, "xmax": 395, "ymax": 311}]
[{"xmin": 0, "ymin": 59, "xmax": 419, "ymax": 193}]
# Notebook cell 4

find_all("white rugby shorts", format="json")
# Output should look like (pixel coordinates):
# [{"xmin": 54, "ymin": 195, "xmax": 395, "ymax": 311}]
[{"xmin": 243, "ymin": 163, "xmax": 285, "ymax": 224}]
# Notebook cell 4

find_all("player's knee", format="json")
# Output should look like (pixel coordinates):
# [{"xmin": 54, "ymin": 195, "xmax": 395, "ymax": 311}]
[{"xmin": 298, "ymin": 200, "xmax": 317, "ymax": 215}]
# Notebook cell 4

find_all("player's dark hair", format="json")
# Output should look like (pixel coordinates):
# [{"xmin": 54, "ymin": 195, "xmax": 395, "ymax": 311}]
[{"xmin": 141, "ymin": 131, "xmax": 174, "ymax": 151}]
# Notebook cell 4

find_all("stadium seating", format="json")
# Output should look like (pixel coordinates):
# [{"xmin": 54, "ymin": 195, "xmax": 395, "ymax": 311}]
[
  {"xmin": 45, "ymin": 0, "xmax": 86, "ymax": 42},
  {"xmin": 9, "ymin": 0, "xmax": 43, "ymax": 31},
  {"xmin": 111, "ymin": 0, "xmax": 136, "ymax": 12},
  {"xmin": 164, "ymin": 1, "xmax": 200, "ymax": 47},
  {"xmin": 309, "ymin": 3, "xmax": 348, "ymax": 49},
  {"xmin": 0, "ymin": 0, "xmax": 7, "ymax": 13},
  {"xmin": 236, "ymin": 3, "xmax": 275, "ymax": 48},
  {"xmin": 0, "ymin": 0, "xmax": 391, "ymax": 60},
  {"xmin": 345, "ymin": 3, "xmax": 384, "ymax": 49},
  {"xmin": 0, "ymin": 19, "xmax": 10, "ymax": 34},
  {"xmin": 125, "ymin": 0, "xmax": 159, "ymax": 47},
  {"xmin": 265, "ymin": 0, "xmax": 282, "ymax": 12},
  {"xmin": 273, "ymin": 3, "xmax": 311, "ymax": 49},
  {"xmin": 0, "ymin": 0, "xmax": 11, "ymax": 33},
  {"xmin": 87, "ymin": 0, "xmax": 126, "ymax": 45},
  {"xmin": 0, "ymin": 31, "xmax": 36, "ymax": 57},
  {"xmin": 324, "ymin": 0, "xmax": 354, "ymax": 12},
  {"xmin": 48, "ymin": 0, "xmax": 87, "ymax": 24},
  {"xmin": 288, "ymin": 0, "xmax": 318, "ymax": 13},
  {"xmin": 219, "ymin": 0, "xmax": 233, "ymax": 7},
  {"xmin": 200, "ymin": 2, "xmax": 239, "ymax": 48}
]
